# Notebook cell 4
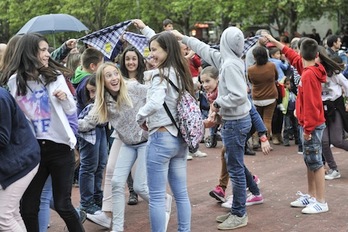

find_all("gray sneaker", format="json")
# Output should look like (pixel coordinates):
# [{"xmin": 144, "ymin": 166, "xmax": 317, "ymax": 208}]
[
  {"xmin": 325, "ymin": 169, "xmax": 341, "ymax": 180},
  {"xmin": 216, "ymin": 213, "xmax": 231, "ymax": 223},
  {"xmin": 217, "ymin": 214, "xmax": 248, "ymax": 230}
]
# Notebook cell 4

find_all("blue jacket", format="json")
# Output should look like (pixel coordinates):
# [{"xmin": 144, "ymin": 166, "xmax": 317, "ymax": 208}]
[{"xmin": 0, "ymin": 87, "xmax": 40, "ymax": 189}]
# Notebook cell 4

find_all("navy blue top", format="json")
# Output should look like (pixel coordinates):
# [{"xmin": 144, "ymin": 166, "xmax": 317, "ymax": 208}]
[{"xmin": 0, "ymin": 87, "xmax": 40, "ymax": 189}]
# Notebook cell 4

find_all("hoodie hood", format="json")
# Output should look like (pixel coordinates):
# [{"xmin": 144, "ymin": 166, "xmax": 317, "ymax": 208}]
[
  {"xmin": 220, "ymin": 27, "xmax": 244, "ymax": 59},
  {"xmin": 72, "ymin": 66, "xmax": 91, "ymax": 85},
  {"xmin": 305, "ymin": 63, "xmax": 327, "ymax": 83}
]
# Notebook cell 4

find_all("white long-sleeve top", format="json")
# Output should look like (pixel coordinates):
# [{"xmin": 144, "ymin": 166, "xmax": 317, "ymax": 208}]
[
  {"xmin": 8, "ymin": 74, "xmax": 77, "ymax": 148},
  {"xmin": 322, "ymin": 73, "xmax": 348, "ymax": 101}
]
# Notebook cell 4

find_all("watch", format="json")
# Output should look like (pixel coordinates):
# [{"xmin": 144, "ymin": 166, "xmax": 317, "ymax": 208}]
[{"xmin": 213, "ymin": 101, "xmax": 220, "ymax": 109}]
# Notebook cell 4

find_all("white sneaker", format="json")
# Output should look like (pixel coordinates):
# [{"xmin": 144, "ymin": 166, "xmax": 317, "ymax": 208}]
[
  {"xmin": 186, "ymin": 154, "xmax": 193, "ymax": 160},
  {"xmin": 290, "ymin": 191, "xmax": 311, "ymax": 208},
  {"xmin": 165, "ymin": 194, "xmax": 173, "ymax": 231},
  {"xmin": 301, "ymin": 198, "xmax": 329, "ymax": 214},
  {"xmin": 221, "ymin": 195, "xmax": 233, "ymax": 209},
  {"xmin": 191, "ymin": 150, "xmax": 207, "ymax": 157},
  {"xmin": 87, "ymin": 210, "xmax": 111, "ymax": 228},
  {"xmin": 325, "ymin": 169, "xmax": 341, "ymax": 180}
]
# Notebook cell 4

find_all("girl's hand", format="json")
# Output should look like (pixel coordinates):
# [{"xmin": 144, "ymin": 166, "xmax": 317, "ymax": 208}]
[
  {"xmin": 133, "ymin": 19, "xmax": 146, "ymax": 30},
  {"xmin": 53, "ymin": 90, "xmax": 67, "ymax": 101},
  {"xmin": 203, "ymin": 111, "xmax": 217, "ymax": 128},
  {"xmin": 171, "ymin": 30, "xmax": 184, "ymax": 40}
]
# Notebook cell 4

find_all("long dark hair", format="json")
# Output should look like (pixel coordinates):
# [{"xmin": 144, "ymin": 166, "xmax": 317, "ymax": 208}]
[
  {"xmin": 119, "ymin": 45, "xmax": 146, "ymax": 84},
  {"xmin": 85, "ymin": 74, "xmax": 96, "ymax": 103},
  {"xmin": 0, "ymin": 35, "xmax": 22, "ymax": 86},
  {"xmin": 317, "ymin": 46, "xmax": 343, "ymax": 77},
  {"xmin": 2, "ymin": 33, "xmax": 72, "ymax": 95},
  {"xmin": 149, "ymin": 31, "xmax": 194, "ymax": 97}
]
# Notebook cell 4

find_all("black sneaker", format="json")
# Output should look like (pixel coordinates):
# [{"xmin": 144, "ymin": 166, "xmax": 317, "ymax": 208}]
[
  {"xmin": 79, "ymin": 210, "xmax": 87, "ymax": 224},
  {"xmin": 94, "ymin": 198, "xmax": 102, "ymax": 208},
  {"xmin": 80, "ymin": 203, "xmax": 101, "ymax": 214},
  {"xmin": 128, "ymin": 191, "xmax": 138, "ymax": 205}
]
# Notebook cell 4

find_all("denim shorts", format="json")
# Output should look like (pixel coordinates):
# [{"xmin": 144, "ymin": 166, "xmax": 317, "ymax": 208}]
[{"xmin": 299, "ymin": 123, "xmax": 326, "ymax": 171}]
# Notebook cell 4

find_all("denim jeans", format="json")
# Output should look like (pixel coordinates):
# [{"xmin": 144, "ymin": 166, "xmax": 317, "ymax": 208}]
[
  {"xmin": 111, "ymin": 142, "xmax": 149, "ymax": 231},
  {"xmin": 78, "ymin": 127, "xmax": 108, "ymax": 208},
  {"xmin": 221, "ymin": 115, "xmax": 251, "ymax": 217},
  {"xmin": 245, "ymin": 166, "xmax": 260, "ymax": 196},
  {"xmin": 299, "ymin": 123, "xmax": 325, "ymax": 171},
  {"xmin": 38, "ymin": 176, "xmax": 54, "ymax": 232},
  {"xmin": 147, "ymin": 131, "xmax": 191, "ymax": 232},
  {"xmin": 283, "ymin": 112, "xmax": 299, "ymax": 143},
  {"xmin": 21, "ymin": 140, "xmax": 84, "ymax": 232}
]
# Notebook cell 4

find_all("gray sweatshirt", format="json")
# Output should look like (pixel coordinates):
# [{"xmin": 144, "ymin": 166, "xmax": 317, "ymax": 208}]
[
  {"xmin": 182, "ymin": 27, "xmax": 251, "ymax": 120},
  {"xmin": 78, "ymin": 81, "xmax": 148, "ymax": 145}
]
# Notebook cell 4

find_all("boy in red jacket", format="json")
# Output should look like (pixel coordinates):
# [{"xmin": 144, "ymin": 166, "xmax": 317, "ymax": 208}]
[{"xmin": 266, "ymin": 34, "xmax": 328, "ymax": 214}]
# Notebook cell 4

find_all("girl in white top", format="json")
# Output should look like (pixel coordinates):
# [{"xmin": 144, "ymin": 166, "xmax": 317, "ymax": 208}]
[
  {"xmin": 5, "ymin": 33, "xmax": 84, "ymax": 232},
  {"xmin": 318, "ymin": 47, "xmax": 348, "ymax": 180},
  {"xmin": 135, "ymin": 29, "xmax": 194, "ymax": 231}
]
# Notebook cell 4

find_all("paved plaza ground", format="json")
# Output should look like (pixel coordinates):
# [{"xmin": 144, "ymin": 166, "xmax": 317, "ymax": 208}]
[{"xmin": 48, "ymin": 140, "xmax": 348, "ymax": 232}]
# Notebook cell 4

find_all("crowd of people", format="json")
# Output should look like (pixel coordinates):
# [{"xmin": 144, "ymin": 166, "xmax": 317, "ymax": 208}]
[{"xmin": 0, "ymin": 17, "xmax": 348, "ymax": 232}]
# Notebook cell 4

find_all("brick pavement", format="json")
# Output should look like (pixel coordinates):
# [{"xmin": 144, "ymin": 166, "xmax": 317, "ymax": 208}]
[{"xmin": 48, "ymin": 141, "xmax": 348, "ymax": 232}]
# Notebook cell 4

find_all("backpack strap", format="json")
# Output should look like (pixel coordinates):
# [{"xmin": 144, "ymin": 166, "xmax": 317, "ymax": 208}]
[
  {"xmin": 163, "ymin": 102, "xmax": 180, "ymax": 133},
  {"xmin": 152, "ymin": 74, "xmax": 181, "ymax": 133},
  {"xmin": 152, "ymin": 74, "xmax": 180, "ymax": 92}
]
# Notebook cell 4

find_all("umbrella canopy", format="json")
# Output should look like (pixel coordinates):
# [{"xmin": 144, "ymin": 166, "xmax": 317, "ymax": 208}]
[{"xmin": 17, "ymin": 13, "xmax": 89, "ymax": 35}]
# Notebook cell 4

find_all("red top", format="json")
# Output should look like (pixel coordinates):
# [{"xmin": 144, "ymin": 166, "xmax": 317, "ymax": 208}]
[
  {"xmin": 282, "ymin": 46, "xmax": 326, "ymax": 134},
  {"xmin": 189, "ymin": 54, "xmax": 201, "ymax": 77}
]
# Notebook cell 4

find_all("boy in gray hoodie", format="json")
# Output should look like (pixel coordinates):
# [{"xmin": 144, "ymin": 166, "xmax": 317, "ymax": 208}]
[{"xmin": 172, "ymin": 27, "xmax": 251, "ymax": 230}]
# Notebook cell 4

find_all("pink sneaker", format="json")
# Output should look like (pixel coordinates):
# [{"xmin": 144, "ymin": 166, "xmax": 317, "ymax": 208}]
[
  {"xmin": 209, "ymin": 185, "xmax": 226, "ymax": 202},
  {"xmin": 246, "ymin": 194, "xmax": 264, "ymax": 206},
  {"xmin": 253, "ymin": 175, "xmax": 261, "ymax": 185}
]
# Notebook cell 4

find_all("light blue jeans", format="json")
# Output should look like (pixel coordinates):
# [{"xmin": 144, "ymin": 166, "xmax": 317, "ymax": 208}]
[
  {"xmin": 111, "ymin": 142, "xmax": 149, "ymax": 231},
  {"xmin": 38, "ymin": 176, "xmax": 54, "ymax": 232},
  {"xmin": 222, "ymin": 115, "xmax": 251, "ymax": 217},
  {"xmin": 147, "ymin": 131, "xmax": 191, "ymax": 232}
]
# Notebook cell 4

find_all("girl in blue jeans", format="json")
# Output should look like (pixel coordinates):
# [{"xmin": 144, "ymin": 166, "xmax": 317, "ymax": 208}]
[
  {"xmin": 78, "ymin": 74, "xmax": 108, "ymax": 213},
  {"xmin": 78, "ymin": 62, "xmax": 149, "ymax": 231},
  {"xmin": 135, "ymin": 30, "xmax": 194, "ymax": 232}
]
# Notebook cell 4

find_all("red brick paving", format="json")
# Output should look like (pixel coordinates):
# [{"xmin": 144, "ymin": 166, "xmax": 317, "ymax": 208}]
[{"xmin": 48, "ymin": 141, "xmax": 348, "ymax": 231}]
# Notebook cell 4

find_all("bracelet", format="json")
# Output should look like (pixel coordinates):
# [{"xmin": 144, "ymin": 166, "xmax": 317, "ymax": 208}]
[{"xmin": 260, "ymin": 135, "xmax": 268, "ymax": 142}]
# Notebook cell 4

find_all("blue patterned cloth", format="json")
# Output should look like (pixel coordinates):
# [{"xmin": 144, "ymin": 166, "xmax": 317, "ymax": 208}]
[
  {"xmin": 210, "ymin": 35, "xmax": 260, "ymax": 56},
  {"xmin": 79, "ymin": 20, "xmax": 132, "ymax": 59},
  {"xmin": 123, "ymin": 31, "xmax": 149, "ymax": 56}
]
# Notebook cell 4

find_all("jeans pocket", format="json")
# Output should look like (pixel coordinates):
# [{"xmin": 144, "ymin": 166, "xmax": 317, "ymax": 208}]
[{"xmin": 303, "ymin": 143, "xmax": 320, "ymax": 156}]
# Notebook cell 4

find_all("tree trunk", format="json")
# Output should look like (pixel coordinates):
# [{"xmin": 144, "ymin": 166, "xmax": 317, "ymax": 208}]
[{"xmin": 289, "ymin": 2, "xmax": 298, "ymax": 38}]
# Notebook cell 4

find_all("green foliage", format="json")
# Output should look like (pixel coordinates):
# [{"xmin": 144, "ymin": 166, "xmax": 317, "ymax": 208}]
[{"xmin": 0, "ymin": 0, "xmax": 345, "ymax": 44}]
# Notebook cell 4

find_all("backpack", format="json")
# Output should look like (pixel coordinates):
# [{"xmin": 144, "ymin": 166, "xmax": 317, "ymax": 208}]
[{"xmin": 162, "ymin": 77, "xmax": 205, "ymax": 153}]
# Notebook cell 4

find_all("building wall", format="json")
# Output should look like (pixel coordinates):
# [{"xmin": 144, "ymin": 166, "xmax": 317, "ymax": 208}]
[{"xmin": 297, "ymin": 12, "xmax": 339, "ymax": 39}]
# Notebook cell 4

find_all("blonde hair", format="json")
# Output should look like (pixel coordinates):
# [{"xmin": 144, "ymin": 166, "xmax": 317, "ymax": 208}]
[{"xmin": 93, "ymin": 62, "xmax": 132, "ymax": 123}]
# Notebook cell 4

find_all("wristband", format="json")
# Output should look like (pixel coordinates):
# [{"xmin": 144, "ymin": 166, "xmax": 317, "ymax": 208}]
[{"xmin": 260, "ymin": 135, "xmax": 268, "ymax": 142}]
